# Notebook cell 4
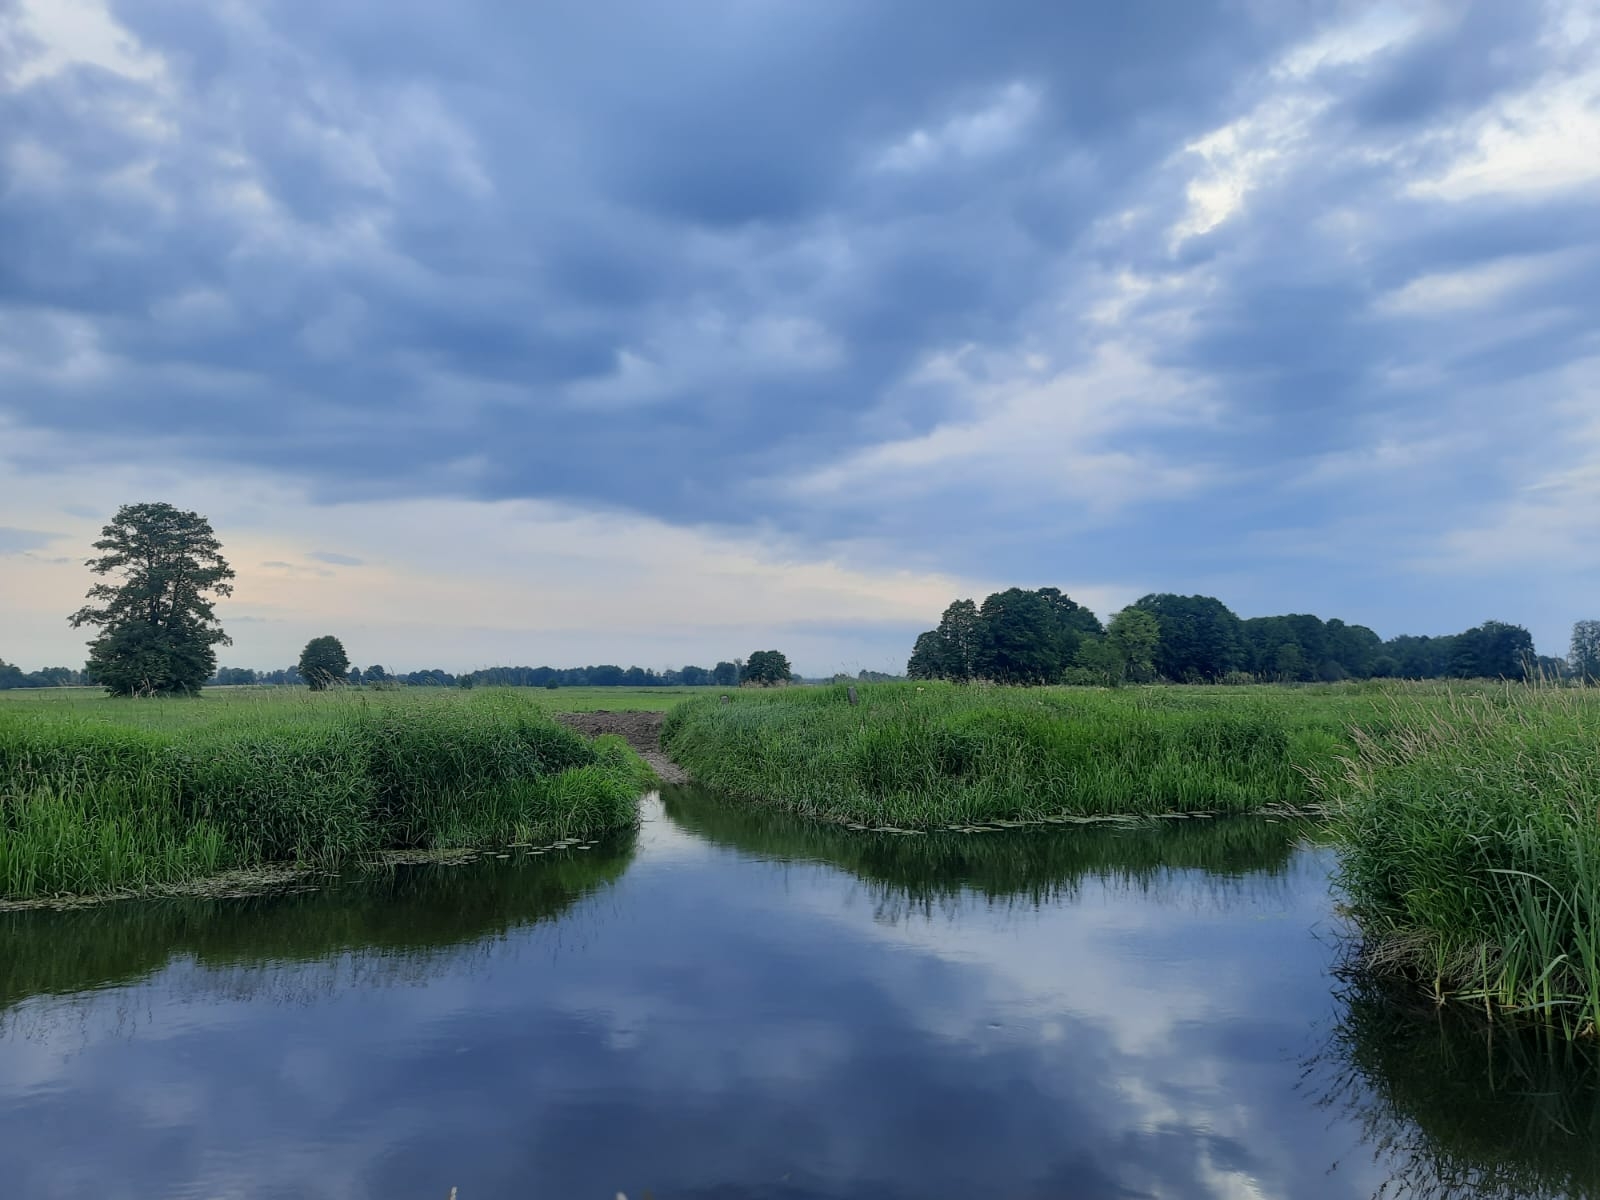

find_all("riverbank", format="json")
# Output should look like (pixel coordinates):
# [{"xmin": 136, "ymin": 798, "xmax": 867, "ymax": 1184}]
[
  {"xmin": 661, "ymin": 681, "xmax": 1364, "ymax": 826},
  {"xmin": 1315, "ymin": 685, "xmax": 1600, "ymax": 1038},
  {"xmin": 0, "ymin": 688, "xmax": 654, "ymax": 902},
  {"xmin": 554, "ymin": 709, "xmax": 690, "ymax": 783}
]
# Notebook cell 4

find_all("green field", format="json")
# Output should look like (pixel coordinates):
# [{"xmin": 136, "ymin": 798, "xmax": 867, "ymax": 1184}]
[
  {"xmin": 0, "ymin": 687, "xmax": 654, "ymax": 901},
  {"xmin": 661, "ymin": 680, "xmax": 1389, "ymax": 826}
]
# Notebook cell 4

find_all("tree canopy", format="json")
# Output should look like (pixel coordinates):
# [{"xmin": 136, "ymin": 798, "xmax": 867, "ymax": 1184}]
[
  {"xmin": 298, "ymin": 636, "xmax": 351, "ymax": 691},
  {"xmin": 741, "ymin": 650, "xmax": 793, "ymax": 685},
  {"xmin": 68, "ymin": 502, "xmax": 235, "ymax": 696},
  {"xmin": 1570, "ymin": 621, "xmax": 1600, "ymax": 682},
  {"xmin": 907, "ymin": 586, "xmax": 1547, "ymax": 685}
]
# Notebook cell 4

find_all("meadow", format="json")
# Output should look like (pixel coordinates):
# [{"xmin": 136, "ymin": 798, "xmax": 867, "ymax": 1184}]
[
  {"xmin": 0, "ymin": 687, "xmax": 655, "ymax": 901},
  {"xmin": 660, "ymin": 680, "xmax": 1382, "ymax": 826}
]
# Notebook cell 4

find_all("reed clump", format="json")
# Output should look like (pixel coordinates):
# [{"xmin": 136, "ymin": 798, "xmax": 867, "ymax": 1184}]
[
  {"xmin": 1316, "ymin": 685, "xmax": 1600, "ymax": 1037},
  {"xmin": 0, "ymin": 689, "xmax": 653, "ymax": 900},
  {"xmin": 661, "ymin": 682, "xmax": 1353, "ymax": 827}
]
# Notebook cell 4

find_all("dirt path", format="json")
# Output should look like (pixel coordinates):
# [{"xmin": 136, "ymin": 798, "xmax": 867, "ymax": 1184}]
[{"xmin": 554, "ymin": 710, "xmax": 691, "ymax": 784}]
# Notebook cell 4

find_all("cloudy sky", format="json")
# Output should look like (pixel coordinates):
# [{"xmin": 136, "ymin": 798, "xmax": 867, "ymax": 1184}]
[{"xmin": 2, "ymin": 0, "xmax": 1597, "ymax": 674}]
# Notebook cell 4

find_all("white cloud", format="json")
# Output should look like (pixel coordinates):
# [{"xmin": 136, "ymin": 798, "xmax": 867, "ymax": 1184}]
[
  {"xmin": 1375, "ymin": 251, "xmax": 1573, "ymax": 315},
  {"xmin": 1410, "ymin": 64, "xmax": 1600, "ymax": 200},
  {"xmin": 5, "ymin": 0, "xmax": 167, "ymax": 87},
  {"xmin": 876, "ymin": 81, "xmax": 1041, "ymax": 172},
  {"xmin": 790, "ymin": 339, "xmax": 1218, "ymax": 520}
]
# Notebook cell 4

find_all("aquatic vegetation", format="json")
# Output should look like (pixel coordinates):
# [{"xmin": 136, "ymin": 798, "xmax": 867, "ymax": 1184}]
[
  {"xmin": 1312, "ymin": 977, "xmax": 1600, "ymax": 1199},
  {"xmin": 1317, "ymin": 685, "xmax": 1600, "ymax": 1038},
  {"xmin": 661, "ymin": 681, "xmax": 1372, "ymax": 826},
  {"xmin": 0, "ymin": 689, "xmax": 653, "ymax": 900}
]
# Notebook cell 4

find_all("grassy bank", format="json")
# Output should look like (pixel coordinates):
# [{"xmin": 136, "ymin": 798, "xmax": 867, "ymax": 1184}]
[
  {"xmin": 661, "ymin": 681, "xmax": 1377, "ymax": 826},
  {"xmin": 0, "ymin": 688, "xmax": 654, "ymax": 901},
  {"xmin": 1316, "ymin": 686, "xmax": 1600, "ymax": 1037}
]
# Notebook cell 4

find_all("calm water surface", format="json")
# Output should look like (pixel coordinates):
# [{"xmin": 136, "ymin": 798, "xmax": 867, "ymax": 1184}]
[{"xmin": 2, "ymin": 787, "xmax": 1597, "ymax": 1199}]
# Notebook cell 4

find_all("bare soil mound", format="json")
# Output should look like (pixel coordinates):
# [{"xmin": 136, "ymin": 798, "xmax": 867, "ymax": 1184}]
[{"xmin": 554, "ymin": 710, "xmax": 689, "ymax": 784}]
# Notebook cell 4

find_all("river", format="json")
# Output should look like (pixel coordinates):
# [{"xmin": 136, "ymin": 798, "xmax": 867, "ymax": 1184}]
[{"xmin": 2, "ymin": 788, "xmax": 1595, "ymax": 1198}]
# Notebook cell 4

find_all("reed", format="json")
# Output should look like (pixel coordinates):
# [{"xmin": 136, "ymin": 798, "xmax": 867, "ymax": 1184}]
[
  {"xmin": 0, "ymin": 689, "xmax": 653, "ymax": 900},
  {"xmin": 660, "ymin": 681, "xmax": 1366, "ymax": 826},
  {"xmin": 1314, "ymin": 684, "xmax": 1600, "ymax": 1037}
]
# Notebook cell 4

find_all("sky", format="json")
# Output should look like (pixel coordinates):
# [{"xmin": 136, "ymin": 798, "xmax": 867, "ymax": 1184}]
[{"xmin": 2, "ymin": 0, "xmax": 1597, "ymax": 675}]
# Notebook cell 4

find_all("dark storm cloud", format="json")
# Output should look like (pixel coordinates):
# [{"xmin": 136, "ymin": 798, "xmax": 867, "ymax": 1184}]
[
  {"xmin": 3, "ymin": 0, "xmax": 1599, "ymax": 651},
  {"xmin": 0, "ymin": 0, "xmax": 1322, "ymax": 507}
]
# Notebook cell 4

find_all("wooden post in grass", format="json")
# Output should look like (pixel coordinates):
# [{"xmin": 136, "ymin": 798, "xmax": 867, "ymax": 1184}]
[{"xmin": 848, "ymin": 686, "xmax": 859, "ymax": 706}]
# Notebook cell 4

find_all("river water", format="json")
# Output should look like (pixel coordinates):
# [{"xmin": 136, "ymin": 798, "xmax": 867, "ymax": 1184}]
[{"xmin": 2, "ymin": 787, "xmax": 1596, "ymax": 1199}]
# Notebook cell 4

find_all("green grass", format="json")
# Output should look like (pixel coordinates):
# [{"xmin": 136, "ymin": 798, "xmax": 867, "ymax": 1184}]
[
  {"xmin": 0, "ymin": 688, "xmax": 655, "ymax": 901},
  {"xmin": 1314, "ymin": 684, "xmax": 1600, "ymax": 1037},
  {"xmin": 661, "ymin": 680, "xmax": 1378, "ymax": 827}
]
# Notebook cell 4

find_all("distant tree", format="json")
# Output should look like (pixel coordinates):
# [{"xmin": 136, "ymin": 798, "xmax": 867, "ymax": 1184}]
[
  {"xmin": 365, "ymin": 664, "xmax": 387, "ymax": 683},
  {"xmin": 907, "ymin": 631, "xmax": 943, "ymax": 680},
  {"xmin": 1570, "ymin": 620, "xmax": 1600, "ymax": 683},
  {"xmin": 298, "ymin": 636, "xmax": 350, "ymax": 691},
  {"xmin": 69, "ymin": 501, "xmax": 236, "ymax": 696},
  {"xmin": 711, "ymin": 660, "xmax": 740, "ymax": 687},
  {"xmin": 934, "ymin": 599, "xmax": 983, "ymax": 681},
  {"xmin": 1072, "ymin": 636, "xmax": 1124, "ymax": 684},
  {"xmin": 1035, "ymin": 587, "xmax": 1105, "ymax": 663},
  {"xmin": 1271, "ymin": 643, "xmax": 1307, "ymax": 682},
  {"xmin": 1106, "ymin": 607, "xmax": 1160, "ymax": 683},
  {"xmin": 1450, "ymin": 620, "xmax": 1534, "ymax": 680},
  {"xmin": 0, "ymin": 659, "xmax": 27, "ymax": 688},
  {"xmin": 348, "ymin": 667, "xmax": 363, "ymax": 685},
  {"xmin": 213, "ymin": 666, "xmax": 257, "ymax": 686},
  {"xmin": 1131, "ymin": 594, "xmax": 1244, "ymax": 681},
  {"xmin": 974, "ymin": 588, "xmax": 1061, "ymax": 684},
  {"xmin": 679, "ymin": 664, "xmax": 710, "ymax": 687},
  {"xmin": 741, "ymin": 650, "xmax": 793, "ymax": 685}
]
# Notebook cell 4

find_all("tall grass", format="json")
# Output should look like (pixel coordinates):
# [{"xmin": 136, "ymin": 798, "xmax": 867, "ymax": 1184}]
[
  {"xmin": 661, "ymin": 682, "xmax": 1362, "ymax": 827},
  {"xmin": 0, "ymin": 689, "xmax": 654, "ymax": 900},
  {"xmin": 1316, "ymin": 685, "xmax": 1600, "ymax": 1037}
]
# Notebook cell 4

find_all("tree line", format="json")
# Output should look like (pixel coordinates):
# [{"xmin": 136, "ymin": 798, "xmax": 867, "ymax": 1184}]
[
  {"xmin": 205, "ymin": 659, "xmax": 758, "ymax": 691},
  {"xmin": 908, "ymin": 588, "xmax": 1580, "ymax": 685}
]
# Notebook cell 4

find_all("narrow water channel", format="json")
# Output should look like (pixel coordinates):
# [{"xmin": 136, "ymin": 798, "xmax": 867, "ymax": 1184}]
[{"xmin": 2, "ymin": 788, "xmax": 1596, "ymax": 1198}]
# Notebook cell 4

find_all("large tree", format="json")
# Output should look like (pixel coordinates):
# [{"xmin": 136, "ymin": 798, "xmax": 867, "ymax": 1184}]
[
  {"xmin": 907, "ymin": 631, "xmax": 943, "ymax": 680},
  {"xmin": 298, "ymin": 636, "xmax": 351, "ymax": 691},
  {"xmin": 1106, "ymin": 607, "xmax": 1161, "ymax": 682},
  {"xmin": 974, "ymin": 588, "xmax": 1062, "ymax": 684},
  {"xmin": 1450, "ymin": 620, "xmax": 1533, "ymax": 680},
  {"xmin": 1131, "ymin": 593, "xmax": 1244, "ymax": 682},
  {"xmin": 741, "ymin": 649, "xmax": 793, "ymax": 685},
  {"xmin": 1570, "ymin": 620, "xmax": 1600, "ymax": 682},
  {"xmin": 69, "ymin": 502, "xmax": 235, "ymax": 696}
]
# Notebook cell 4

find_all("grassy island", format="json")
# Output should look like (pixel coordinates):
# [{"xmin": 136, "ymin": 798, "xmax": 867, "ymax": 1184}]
[
  {"xmin": 0, "ymin": 688, "xmax": 653, "ymax": 901},
  {"xmin": 661, "ymin": 681, "xmax": 1365, "ymax": 826}
]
